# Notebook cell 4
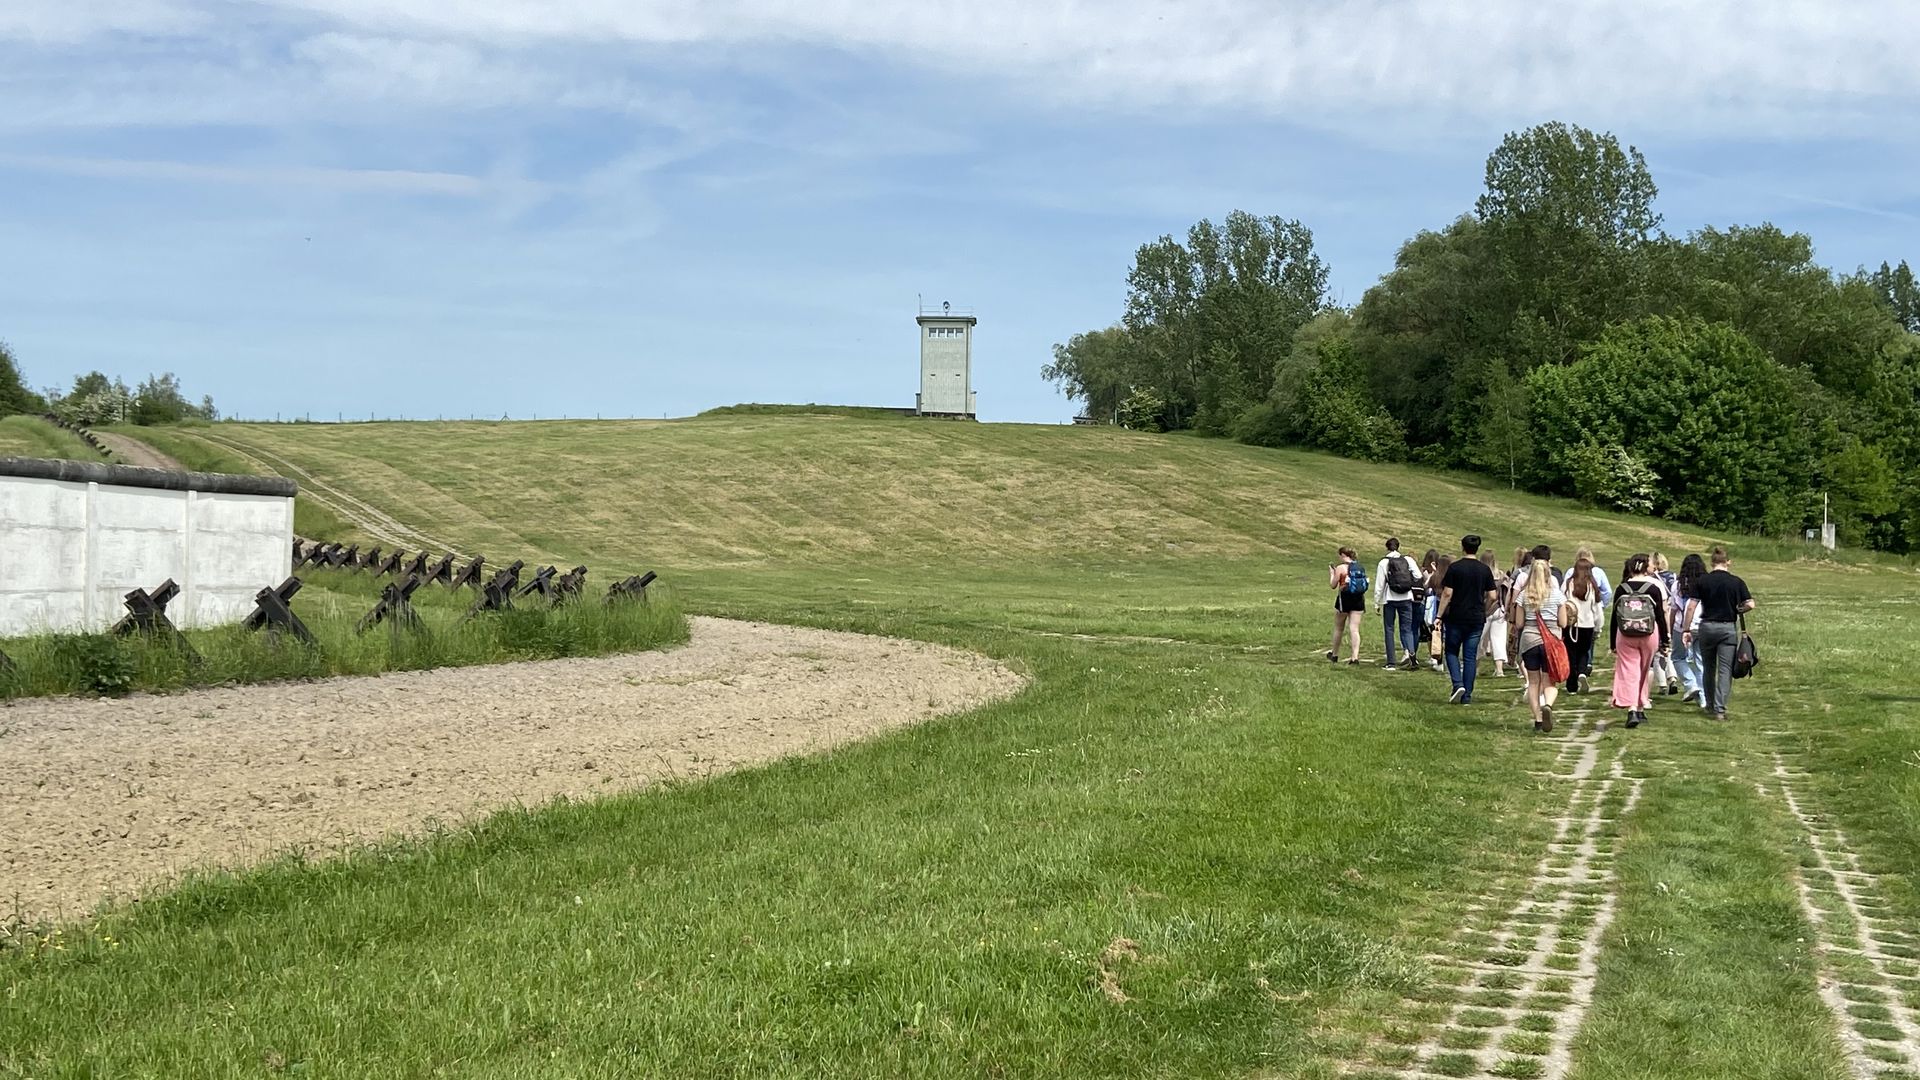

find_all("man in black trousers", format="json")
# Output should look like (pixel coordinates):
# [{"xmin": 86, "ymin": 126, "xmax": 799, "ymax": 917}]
[{"xmin": 1685, "ymin": 546, "xmax": 1755, "ymax": 721}]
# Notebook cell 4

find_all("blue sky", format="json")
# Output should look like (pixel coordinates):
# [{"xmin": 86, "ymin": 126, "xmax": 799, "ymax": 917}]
[{"xmin": 2, "ymin": 2, "xmax": 1916, "ymax": 424}]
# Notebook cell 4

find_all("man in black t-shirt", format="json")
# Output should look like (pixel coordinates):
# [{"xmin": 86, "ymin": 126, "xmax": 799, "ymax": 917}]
[
  {"xmin": 1684, "ymin": 546, "xmax": 1756, "ymax": 720},
  {"xmin": 1437, "ymin": 534, "xmax": 1499, "ymax": 705}
]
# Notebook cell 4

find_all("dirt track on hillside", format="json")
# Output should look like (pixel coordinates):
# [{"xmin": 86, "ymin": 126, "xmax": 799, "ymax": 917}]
[
  {"xmin": 92, "ymin": 432, "xmax": 183, "ymax": 471},
  {"xmin": 0, "ymin": 617, "xmax": 1025, "ymax": 923}
]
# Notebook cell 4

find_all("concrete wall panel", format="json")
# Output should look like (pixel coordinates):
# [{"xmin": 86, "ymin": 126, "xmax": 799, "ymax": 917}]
[{"xmin": 1, "ymin": 471, "xmax": 292, "ymax": 637}]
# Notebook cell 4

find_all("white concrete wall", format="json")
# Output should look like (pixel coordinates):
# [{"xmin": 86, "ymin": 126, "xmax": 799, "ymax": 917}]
[{"xmin": 0, "ymin": 475, "xmax": 293, "ymax": 637}]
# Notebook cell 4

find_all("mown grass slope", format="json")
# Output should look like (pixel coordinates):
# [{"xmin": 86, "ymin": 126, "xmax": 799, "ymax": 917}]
[
  {"xmin": 0, "ymin": 415, "xmax": 97, "ymax": 461},
  {"xmin": 5, "ymin": 414, "xmax": 1915, "ymax": 1080},
  {"xmin": 126, "ymin": 415, "xmax": 1735, "ymax": 570}
]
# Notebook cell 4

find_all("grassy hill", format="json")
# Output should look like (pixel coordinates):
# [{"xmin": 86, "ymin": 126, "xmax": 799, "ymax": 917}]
[
  {"xmin": 9, "ymin": 414, "xmax": 1916, "ymax": 1080},
  {"xmin": 108, "ymin": 415, "xmax": 1744, "ymax": 570},
  {"xmin": 0, "ymin": 415, "xmax": 97, "ymax": 461}
]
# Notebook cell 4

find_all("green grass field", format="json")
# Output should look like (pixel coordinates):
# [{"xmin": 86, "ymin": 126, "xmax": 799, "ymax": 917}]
[
  {"xmin": 0, "ymin": 414, "xmax": 98, "ymax": 461},
  {"xmin": 3, "ymin": 414, "xmax": 1917, "ymax": 1079}
]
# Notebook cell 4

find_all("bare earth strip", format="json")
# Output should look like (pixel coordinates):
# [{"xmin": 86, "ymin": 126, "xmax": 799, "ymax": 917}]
[
  {"xmin": 90, "ymin": 432, "xmax": 184, "ymax": 471},
  {"xmin": 0, "ymin": 617, "xmax": 1026, "ymax": 923}
]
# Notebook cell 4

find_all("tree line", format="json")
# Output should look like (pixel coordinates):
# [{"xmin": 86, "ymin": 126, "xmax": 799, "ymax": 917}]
[
  {"xmin": 0, "ymin": 342, "xmax": 218, "ymax": 427},
  {"xmin": 1044, "ymin": 122, "xmax": 1920, "ymax": 553}
]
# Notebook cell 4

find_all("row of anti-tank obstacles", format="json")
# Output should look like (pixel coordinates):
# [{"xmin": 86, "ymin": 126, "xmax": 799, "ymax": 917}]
[
  {"xmin": 0, "ymin": 542, "xmax": 656, "ymax": 673},
  {"xmin": 42, "ymin": 414, "xmax": 115, "ymax": 460},
  {"xmin": 291, "ymin": 539, "xmax": 655, "ymax": 623},
  {"xmin": 279, "ymin": 538, "xmax": 658, "ymax": 643}
]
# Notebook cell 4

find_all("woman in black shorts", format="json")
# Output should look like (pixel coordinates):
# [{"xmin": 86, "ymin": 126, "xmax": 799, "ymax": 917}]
[
  {"xmin": 1328, "ymin": 546, "xmax": 1365, "ymax": 664},
  {"xmin": 1513, "ymin": 544, "xmax": 1570, "ymax": 731}
]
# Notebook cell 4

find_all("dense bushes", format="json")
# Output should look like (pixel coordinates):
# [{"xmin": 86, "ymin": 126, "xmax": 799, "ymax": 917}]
[
  {"xmin": 0, "ymin": 357, "xmax": 216, "ymax": 427},
  {"xmin": 1237, "ymin": 313, "xmax": 1404, "ymax": 461},
  {"xmin": 1527, "ymin": 318, "xmax": 1811, "ymax": 531}
]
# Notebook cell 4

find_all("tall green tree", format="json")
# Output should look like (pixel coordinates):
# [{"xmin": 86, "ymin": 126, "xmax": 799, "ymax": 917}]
[
  {"xmin": 1821, "ymin": 439, "xmax": 1899, "ymax": 546},
  {"xmin": 1869, "ymin": 260, "xmax": 1920, "ymax": 334},
  {"xmin": 1122, "ymin": 210, "xmax": 1329, "ymax": 431},
  {"xmin": 1350, "ymin": 216, "xmax": 1506, "ymax": 453},
  {"xmin": 51, "ymin": 371, "xmax": 132, "ymax": 426},
  {"xmin": 0, "ymin": 341, "xmax": 45, "ymax": 417},
  {"xmin": 65, "ymin": 370, "xmax": 113, "ymax": 401},
  {"xmin": 1475, "ymin": 122, "xmax": 1660, "ymax": 367},
  {"xmin": 130, "ymin": 372, "xmax": 215, "ymax": 426},
  {"xmin": 1465, "ymin": 354, "xmax": 1533, "ymax": 490},
  {"xmin": 1649, "ymin": 226, "xmax": 1899, "ymax": 394},
  {"xmin": 1042, "ymin": 327, "xmax": 1140, "ymax": 422},
  {"xmin": 1860, "ymin": 337, "xmax": 1920, "ymax": 550}
]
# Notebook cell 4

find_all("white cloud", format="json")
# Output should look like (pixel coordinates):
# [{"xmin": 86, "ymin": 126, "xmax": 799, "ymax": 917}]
[
  {"xmin": 0, "ymin": 153, "xmax": 491, "ymax": 195},
  {"xmin": 245, "ymin": 0, "xmax": 1918, "ymax": 131},
  {"xmin": 3, "ymin": 0, "xmax": 1904, "ymax": 134},
  {"xmin": 0, "ymin": 0, "xmax": 203, "ymax": 43},
  {"xmin": 2, "ymin": 1, "xmax": 1914, "ymax": 137}
]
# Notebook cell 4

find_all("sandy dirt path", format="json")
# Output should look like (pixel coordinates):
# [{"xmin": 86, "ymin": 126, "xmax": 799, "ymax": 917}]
[
  {"xmin": 91, "ymin": 432, "xmax": 184, "ymax": 471},
  {"xmin": 1, "ymin": 617, "xmax": 1025, "ymax": 923}
]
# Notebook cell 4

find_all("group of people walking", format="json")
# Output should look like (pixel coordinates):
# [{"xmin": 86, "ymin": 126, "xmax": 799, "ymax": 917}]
[{"xmin": 1329, "ymin": 537, "xmax": 1756, "ymax": 732}]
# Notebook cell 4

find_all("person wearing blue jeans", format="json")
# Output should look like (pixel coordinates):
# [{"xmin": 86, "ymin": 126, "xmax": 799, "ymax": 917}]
[
  {"xmin": 1383, "ymin": 599, "xmax": 1418, "ymax": 668},
  {"xmin": 1672, "ymin": 553, "xmax": 1708, "ymax": 705},
  {"xmin": 1374, "ymin": 538, "xmax": 1421, "ymax": 670},
  {"xmin": 1435, "ymin": 534, "xmax": 1499, "ymax": 705},
  {"xmin": 1443, "ymin": 621, "xmax": 1485, "ymax": 701}
]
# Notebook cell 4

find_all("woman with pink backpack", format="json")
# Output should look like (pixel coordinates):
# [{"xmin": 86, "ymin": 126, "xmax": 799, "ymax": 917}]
[{"xmin": 1608, "ymin": 553, "xmax": 1670, "ymax": 729}]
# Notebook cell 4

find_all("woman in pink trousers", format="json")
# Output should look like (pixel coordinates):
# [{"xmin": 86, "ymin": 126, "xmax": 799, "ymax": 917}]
[{"xmin": 1608, "ymin": 553, "xmax": 1670, "ymax": 729}]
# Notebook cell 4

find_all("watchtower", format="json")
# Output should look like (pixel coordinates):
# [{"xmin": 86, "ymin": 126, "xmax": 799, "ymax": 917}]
[{"xmin": 915, "ymin": 301, "xmax": 976, "ymax": 418}]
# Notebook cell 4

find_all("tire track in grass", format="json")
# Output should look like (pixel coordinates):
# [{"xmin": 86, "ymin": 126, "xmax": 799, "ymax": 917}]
[
  {"xmin": 1766, "ymin": 746, "xmax": 1920, "ymax": 1078},
  {"xmin": 193, "ymin": 428, "xmax": 465, "ymax": 557},
  {"xmin": 153, "ymin": 429, "xmax": 413, "ymax": 550},
  {"xmin": 1344, "ymin": 707, "xmax": 1643, "ymax": 1080}
]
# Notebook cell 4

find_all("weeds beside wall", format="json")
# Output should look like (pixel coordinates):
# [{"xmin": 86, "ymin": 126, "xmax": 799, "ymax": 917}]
[{"xmin": 0, "ymin": 566, "xmax": 687, "ymax": 700}]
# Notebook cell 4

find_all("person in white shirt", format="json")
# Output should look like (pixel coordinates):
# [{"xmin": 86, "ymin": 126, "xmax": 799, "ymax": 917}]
[
  {"xmin": 1373, "ymin": 538, "xmax": 1421, "ymax": 670},
  {"xmin": 1512, "ymin": 544, "xmax": 1572, "ymax": 733},
  {"xmin": 1478, "ymin": 550, "xmax": 1510, "ymax": 677},
  {"xmin": 1574, "ymin": 545, "xmax": 1613, "ymax": 605},
  {"xmin": 1646, "ymin": 552, "xmax": 1682, "ymax": 696},
  {"xmin": 1561, "ymin": 557, "xmax": 1607, "ymax": 695}
]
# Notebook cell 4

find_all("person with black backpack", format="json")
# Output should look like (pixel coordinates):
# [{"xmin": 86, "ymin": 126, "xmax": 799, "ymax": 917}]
[
  {"xmin": 1685, "ymin": 547, "xmax": 1756, "ymax": 721},
  {"xmin": 1328, "ymin": 546, "xmax": 1368, "ymax": 665},
  {"xmin": 1374, "ymin": 538, "xmax": 1420, "ymax": 671},
  {"xmin": 1608, "ymin": 553, "xmax": 1669, "ymax": 729}
]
